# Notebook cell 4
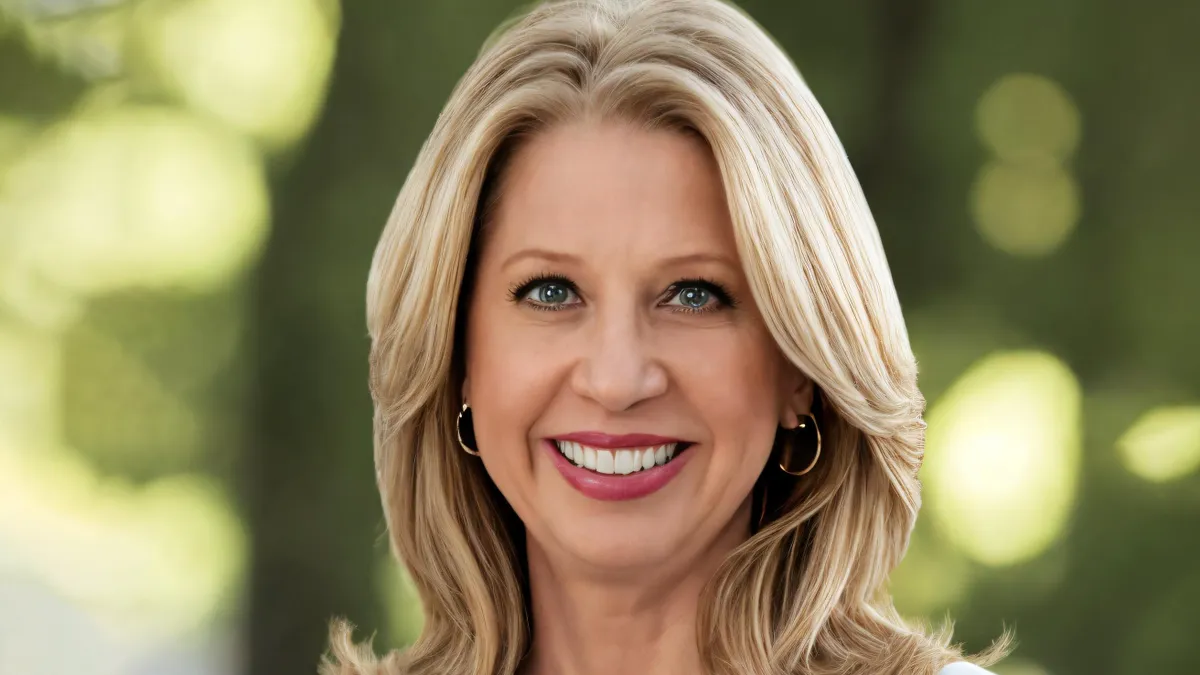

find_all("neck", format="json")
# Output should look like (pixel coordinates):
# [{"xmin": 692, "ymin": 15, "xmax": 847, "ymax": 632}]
[{"xmin": 521, "ymin": 499, "xmax": 752, "ymax": 675}]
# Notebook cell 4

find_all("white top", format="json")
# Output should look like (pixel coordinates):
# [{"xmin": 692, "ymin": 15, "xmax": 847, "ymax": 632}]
[{"xmin": 939, "ymin": 663, "xmax": 995, "ymax": 675}]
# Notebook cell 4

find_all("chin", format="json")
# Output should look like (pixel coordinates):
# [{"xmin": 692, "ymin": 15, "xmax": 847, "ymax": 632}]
[{"xmin": 540, "ymin": 509, "xmax": 689, "ymax": 572}]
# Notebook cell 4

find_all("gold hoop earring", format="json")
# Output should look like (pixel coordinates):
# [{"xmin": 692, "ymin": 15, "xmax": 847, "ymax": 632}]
[
  {"xmin": 778, "ymin": 413, "xmax": 820, "ymax": 476},
  {"xmin": 456, "ymin": 403, "xmax": 480, "ymax": 456}
]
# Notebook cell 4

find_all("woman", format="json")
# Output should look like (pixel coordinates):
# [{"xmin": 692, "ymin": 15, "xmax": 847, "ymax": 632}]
[{"xmin": 327, "ymin": 0, "xmax": 1011, "ymax": 673}]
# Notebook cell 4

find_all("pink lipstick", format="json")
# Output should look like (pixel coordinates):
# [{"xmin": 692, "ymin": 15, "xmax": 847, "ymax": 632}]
[{"xmin": 542, "ymin": 434, "xmax": 694, "ymax": 501}]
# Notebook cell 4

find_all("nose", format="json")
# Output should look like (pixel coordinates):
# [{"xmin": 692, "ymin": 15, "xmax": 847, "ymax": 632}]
[{"xmin": 569, "ymin": 308, "xmax": 669, "ymax": 412}]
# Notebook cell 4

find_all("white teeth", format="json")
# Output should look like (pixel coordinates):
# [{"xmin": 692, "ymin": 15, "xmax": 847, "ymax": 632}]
[
  {"xmin": 596, "ymin": 450, "xmax": 615, "ymax": 474},
  {"xmin": 614, "ymin": 450, "xmax": 633, "ymax": 475},
  {"xmin": 556, "ymin": 441, "xmax": 684, "ymax": 474}
]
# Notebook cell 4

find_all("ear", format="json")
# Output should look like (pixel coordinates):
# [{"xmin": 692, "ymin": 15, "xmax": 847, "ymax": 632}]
[
  {"xmin": 461, "ymin": 376, "xmax": 471, "ymax": 406},
  {"xmin": 779, "ymin": 369, "xmax": 815, "ymax": 429}
]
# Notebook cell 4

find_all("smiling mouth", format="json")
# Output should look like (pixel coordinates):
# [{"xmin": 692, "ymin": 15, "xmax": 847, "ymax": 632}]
[{"xmin": 552, "ymin": 440, "xmax": 692, "ymax": 475}]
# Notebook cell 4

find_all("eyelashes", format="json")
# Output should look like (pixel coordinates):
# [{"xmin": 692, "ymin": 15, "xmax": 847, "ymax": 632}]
[
  {"xmin": 508, "ymin": 273, "xmax": 576, "ymax": 307},
  {"xmin": 507, "ymin": 272, "xmax": 738, "ymax": 314}
]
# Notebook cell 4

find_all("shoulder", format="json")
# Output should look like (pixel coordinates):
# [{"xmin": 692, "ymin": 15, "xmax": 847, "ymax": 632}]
[{"xmin": 938, "ymin": 663, "xmax": 997, "ymax": 675}]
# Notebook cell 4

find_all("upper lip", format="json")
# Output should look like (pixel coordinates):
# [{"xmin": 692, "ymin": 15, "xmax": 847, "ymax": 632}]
[{"xmin": 551, "ymin": 431, "xmax": 690, "ymax": 448}]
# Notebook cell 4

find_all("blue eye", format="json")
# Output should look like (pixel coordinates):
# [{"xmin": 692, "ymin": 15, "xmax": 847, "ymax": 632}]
[
  {"xmin": 509, "ymin": 274, "xmax": 580, "ymax": 311},
  {"xmin": 525, "ymin": 281, "xmax": 577, "ymax": 306},
  {"xmin": 663, "ymin": 278, "xmax": 734, "ymax": 314},
  {"xmin": 508, "ymin": 274, "xmax": 736, "ymax": 314},
  {"xmin": 669, "ymin": 285, "xmax": 712, "ymax": 309}
]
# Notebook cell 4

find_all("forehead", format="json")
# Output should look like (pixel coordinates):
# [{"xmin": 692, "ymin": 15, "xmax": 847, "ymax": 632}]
[{"xmin": 484, "ymin": 121, "xmax": 739, "ymax": 262}]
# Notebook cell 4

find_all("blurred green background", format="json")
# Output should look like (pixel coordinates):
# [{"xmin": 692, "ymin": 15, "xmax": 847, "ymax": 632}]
[{"xmin": 1, "ymin": 0, "xmax": 1198, "ymax": 674}]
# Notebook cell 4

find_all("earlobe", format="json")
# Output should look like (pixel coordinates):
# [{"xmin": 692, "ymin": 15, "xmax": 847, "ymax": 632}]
[
  {"xmin": 461, "ymin": 377, "xmax": 471, "ymax": 405},
  {"xmin": 780, "ymin": 408, "xmax": 799, "ymax": 429}
]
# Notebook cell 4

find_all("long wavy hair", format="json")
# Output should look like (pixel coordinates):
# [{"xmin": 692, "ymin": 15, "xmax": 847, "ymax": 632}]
[{"xmin": 325, "ymin": 0, "xmax": 1011, "ymax": 673}]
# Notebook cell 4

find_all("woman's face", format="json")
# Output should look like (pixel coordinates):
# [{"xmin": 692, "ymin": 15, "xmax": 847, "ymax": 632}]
[{"xmin": 463, "ymin": 120, "xmax": 810, "ymax": 572}]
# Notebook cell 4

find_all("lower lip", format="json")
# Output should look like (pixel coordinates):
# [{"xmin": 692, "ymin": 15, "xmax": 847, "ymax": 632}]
[{"xmin": 543, "ymin": 439, "xmax": 692, "ymax": 501}]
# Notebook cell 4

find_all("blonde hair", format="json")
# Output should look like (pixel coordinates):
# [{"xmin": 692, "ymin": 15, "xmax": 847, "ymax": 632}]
[{"xmin": 326, "ymin": 0, "xmax": 1011, "ymax": 673}]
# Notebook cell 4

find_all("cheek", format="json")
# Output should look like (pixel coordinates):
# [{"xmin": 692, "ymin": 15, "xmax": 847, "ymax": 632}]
[
  {"xmin": 464, "ymin": 303, "xmax": 559, "ymax": 458},
  {"xmin": 677, "ymin": 325, "xmax": 784, "ymax": 463}
]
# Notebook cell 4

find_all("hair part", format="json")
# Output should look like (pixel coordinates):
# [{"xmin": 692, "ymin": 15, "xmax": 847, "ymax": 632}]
[{"xmin": 330, "ymin": 1, "xmax": 1013, "ymax": 673}]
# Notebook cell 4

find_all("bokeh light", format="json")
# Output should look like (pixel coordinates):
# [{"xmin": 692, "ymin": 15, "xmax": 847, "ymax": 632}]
[
  {"xmin": 971, "ymin": 73, "xmax": 1083, "ymax": 258},
  {"xmin": 0, "ymin": 442, "xmax": 246, "ymax": 638},
  {"xmin": 55, "ymin": 289, "xmax": 247, "ymax": 477},
  {"xmin": 923, "ymin": 351, "xmax": 1083, "ymax": 567},
  {"xmin": 970, "ymin": 159, "xmax": 1081, "ymax": 257},
  {"xmin": 377, "ymin": 556, "xmax": 425, "ymax": 649},
  {"xmin": 16, "ymin": 0, "xmax": 126, "ymax": 21},
  {"xmin": 133, "ymin": 0, "xmax": 339, "ymax": 149},
  {"xmin": 1116, "ymin": 405, "xmax": 1200, "ymax": 483},
  {"xmin": 976, "ymin": 73, "xmax": 1081, "ymax": 164},
  {"xmin": 60, "ymin": 317, "xmax": 202, "ymax": 474},
  {"xmin": 2, "ymin": 104, "xmax": 269, "ymax": 295},
  {"xmin": 0, "ymin": 324, "xmax": 60, "ymax": 442},
  {"xmin": 7, "ymin": 5, "xmax": 128, "ymax": 80},
  {"xmin": 0, "ymin": 114, "xmax": 34, "ymax": 169},
  {"xmin": 890, "ymin": 522, "xmax": 971, "ymax": 617}
]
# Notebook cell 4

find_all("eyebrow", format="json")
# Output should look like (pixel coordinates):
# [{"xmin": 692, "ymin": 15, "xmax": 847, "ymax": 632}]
[{"xmin": 501, "ymin": 248, "xmax": 739, "ymax": 272}]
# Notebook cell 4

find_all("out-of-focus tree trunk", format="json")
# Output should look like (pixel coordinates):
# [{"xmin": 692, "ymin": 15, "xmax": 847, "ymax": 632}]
[
  {"xmin": 243, "ymin": 1, "xmax": 523, "ymax": 672},
  {"xmin": 244, "ymin": 12, "xmax": 384, "ymax": 675}
]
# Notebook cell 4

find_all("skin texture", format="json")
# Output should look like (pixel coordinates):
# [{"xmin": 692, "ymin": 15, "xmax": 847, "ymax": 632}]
[{"xmin": 462, "ymin": 120, "xmax": 814, "ymax": 675}]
